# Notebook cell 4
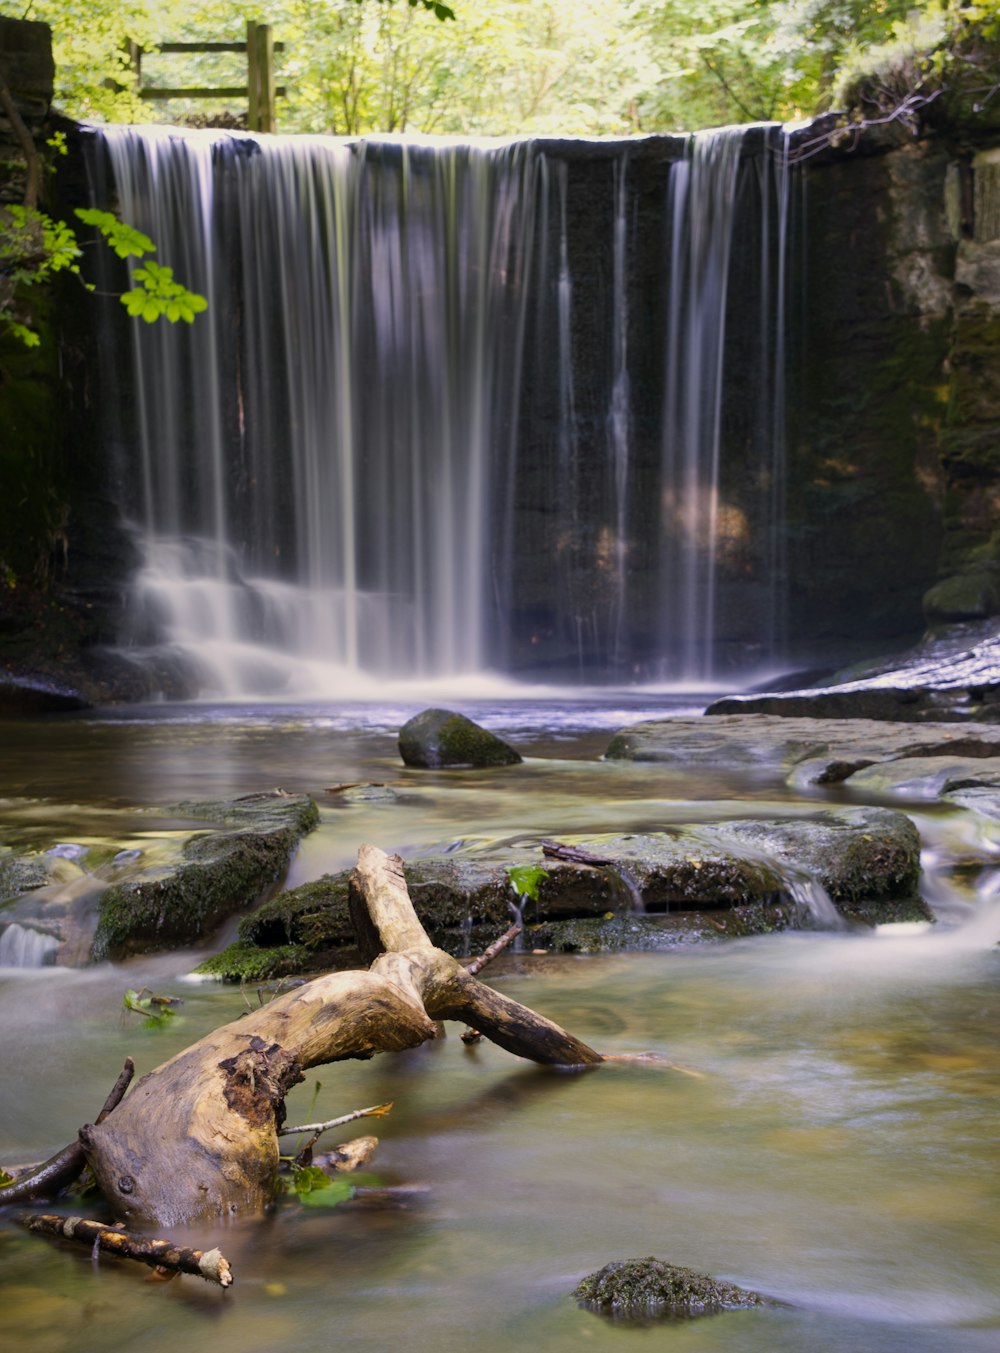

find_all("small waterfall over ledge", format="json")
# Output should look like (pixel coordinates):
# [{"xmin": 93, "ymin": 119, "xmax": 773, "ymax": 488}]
[{"xmin": 86, "ymin": 125, "xmax": 793, "ymax": 698}]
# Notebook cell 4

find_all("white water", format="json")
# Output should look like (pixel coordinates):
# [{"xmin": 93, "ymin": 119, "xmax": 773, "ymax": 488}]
[{"xmin": 89, "ymin": 125, "xmax": 792, "ymax": 698}]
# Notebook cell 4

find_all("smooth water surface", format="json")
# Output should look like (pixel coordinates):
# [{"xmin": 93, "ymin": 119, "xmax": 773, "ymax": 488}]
[{"xmin": 1, "ymin": 697, "xmax": 999, "ymax": 1353}]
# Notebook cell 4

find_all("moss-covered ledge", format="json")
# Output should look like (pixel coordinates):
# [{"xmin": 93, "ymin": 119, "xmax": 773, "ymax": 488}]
[
  {"xmin": 90, "ymin": 793, "xmax": 319, "ymax": 961},
  {"xmin": 197, "ymin": 806, "xmax": 927, "ymax": 981}
]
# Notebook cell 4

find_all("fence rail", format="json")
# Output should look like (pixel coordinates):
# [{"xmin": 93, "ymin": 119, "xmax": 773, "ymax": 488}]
[{"xmin": 130, "ymin": 21, "xmax": 282, "ymax": 131}]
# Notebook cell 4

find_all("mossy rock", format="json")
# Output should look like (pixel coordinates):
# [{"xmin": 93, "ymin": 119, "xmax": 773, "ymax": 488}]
[
  {"xmin": 90, "ymin": 793, "xmax": 319, "ymax": 960},
  {"xmin": 194, "ymin": 941, "xmax": 315, "ymax": 983},
  {"xmin": 204, "ymin": 806, "xmax": 924, "ymax": 978},
  {"xmin": 0, "ymin": 852, "xmax": 52, "ymax": 904},
  {"xmin": 398, "ymin": 708, "xmax": 522, "ymax": 768},
  {"xmin": 709, "ymin": 807, "xmax": 922, "ymax": 906},
  {"xmin": 575, "ymin": 1256, "xmax": 766, "ymax": 1321},
  {"xmin": 924, "ymin": 572, "xmax": 1000, "ymax": 624}
]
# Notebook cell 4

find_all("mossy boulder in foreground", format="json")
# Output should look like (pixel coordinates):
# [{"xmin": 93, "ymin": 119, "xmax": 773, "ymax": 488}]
[
  {"xmin": 575, "ymin": 1256, "xmax": 766, "ymax": 1321},
  {"xmin": 398, "ymin": 708, "xmax": 522, "ymax": 768}
]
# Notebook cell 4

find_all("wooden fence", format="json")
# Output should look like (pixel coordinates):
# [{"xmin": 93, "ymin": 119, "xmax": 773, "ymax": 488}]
[{"xmin": 129, "ymin": 21, "xmax": 284, "ymax": 132}]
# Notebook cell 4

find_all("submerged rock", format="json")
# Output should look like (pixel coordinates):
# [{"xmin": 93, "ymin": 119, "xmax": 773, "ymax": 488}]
[
  {"xmin": 398, "ymin": 708, "xmax": 522, "ymax": 768},
  {"xmin": 574, "ymin": 1256, "xmax": 766, "ymax": 1321}
]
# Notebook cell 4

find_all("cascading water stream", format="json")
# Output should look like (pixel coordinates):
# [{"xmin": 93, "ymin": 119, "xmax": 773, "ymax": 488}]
[{"xmin": 86, "ymin": 124, "xmax": 792, "ymax": 697}]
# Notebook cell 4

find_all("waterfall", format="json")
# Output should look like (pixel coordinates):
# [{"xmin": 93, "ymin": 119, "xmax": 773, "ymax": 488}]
[
  {"xmin": 85, "ymin": 125, "xmax": 792, "ymax": 697},
  {"xmin": 0, "ymin": 923, "xmax": 60, "ymax": 968}
]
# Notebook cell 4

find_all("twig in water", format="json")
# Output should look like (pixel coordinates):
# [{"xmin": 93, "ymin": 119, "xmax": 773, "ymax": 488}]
[
  {"xmin": 279, "ymin": 1101, "xmax": 394, "ymax": 1139},
  {"xmin": 465, "ymin": 922, "xmax": 523, "ymax": 976},
  {"xmin": 16, "ymin": 1213, "xmax": 233, "ymax": 1287}
]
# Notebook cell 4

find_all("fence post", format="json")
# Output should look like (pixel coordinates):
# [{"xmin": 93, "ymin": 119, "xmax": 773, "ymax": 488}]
[{"xmin": 246, "ymin": 20, "xmax": 275, "ymax": 133}]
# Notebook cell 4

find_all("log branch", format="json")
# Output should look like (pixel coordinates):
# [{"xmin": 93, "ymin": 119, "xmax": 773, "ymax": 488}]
[
  {"xmin": 15, "ymin": 1213, "xmax": 232, "ymax": 1287},
  {"xmin": 0, "ymin": 1058, "xmax": 134, "ymax": 1206},
  {"xmin": 465, "ymin": 922, "xmax": 522, "ymax": 976}
]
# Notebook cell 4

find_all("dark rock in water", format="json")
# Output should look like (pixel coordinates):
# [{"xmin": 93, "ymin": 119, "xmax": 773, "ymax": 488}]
[
  {"xmin": 574, "ymin": 1256, "xmax": 766, "ymax": 1321},
  {"xmin": 0, "ymin": 673, "xmax": 90, "ymax": 717},
  {"xmin": 200, "ymin": 805, "xmax": 926, "ymax": 979},
  {"xmin": 398, "ymin": 708, "xmax": 522, "ymax": 768},
  {"xmin": 90, "ymin": 793, "xmax": 319, "ymax": 961}
]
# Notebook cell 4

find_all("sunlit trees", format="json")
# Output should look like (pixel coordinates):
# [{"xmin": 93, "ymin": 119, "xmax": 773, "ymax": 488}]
[{"xmin": 20, "ymin": 0, "xmax": 1000, "ymax": 134}]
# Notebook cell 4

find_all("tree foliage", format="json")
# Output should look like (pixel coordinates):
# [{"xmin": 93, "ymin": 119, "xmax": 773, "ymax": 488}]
[{"xmin": 19, "ymin": 0, "xmax": 1000, "ymax": 134}]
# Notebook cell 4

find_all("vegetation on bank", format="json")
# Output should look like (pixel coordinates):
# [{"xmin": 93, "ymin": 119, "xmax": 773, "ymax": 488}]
[{"xmin": 15, "ymin": 0, "xmax": 1000, "ymax": 137}]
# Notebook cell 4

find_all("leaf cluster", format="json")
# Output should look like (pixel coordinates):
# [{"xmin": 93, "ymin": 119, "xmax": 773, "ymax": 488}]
[{"xmin": 2, "ymin": 199, "xmax": 208, "ymax": 344}]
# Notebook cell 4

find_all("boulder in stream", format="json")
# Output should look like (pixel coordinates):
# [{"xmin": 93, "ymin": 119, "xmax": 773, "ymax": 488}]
[
  {"xmin": 198, "ymin": 805, "xmax": 927, "ymax": 980},
  {"xmin": 398, "ymin": 708, "xmax": 522, "ymax": 768},
  {"xmin": 574, "ymin": 1256, "xmax": 766, "ymax": 1321}
]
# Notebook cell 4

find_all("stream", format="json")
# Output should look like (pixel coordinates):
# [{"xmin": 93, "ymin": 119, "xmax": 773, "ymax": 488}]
[{"xmin": 1, "ymin": 694, "xmax": 999, "ymax": 1352}]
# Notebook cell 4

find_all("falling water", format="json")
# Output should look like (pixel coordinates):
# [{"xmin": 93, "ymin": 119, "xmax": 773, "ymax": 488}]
[
  {"xmin": 86, "ymin": 125, "xmax": 792, "ymax": 696},
  {"xmin": 0, "ymin": 923, "xmax": 60, "ymax": 968}
]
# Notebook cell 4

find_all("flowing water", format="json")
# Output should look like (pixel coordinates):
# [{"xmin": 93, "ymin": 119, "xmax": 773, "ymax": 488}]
[
  {"xmin": 1, "ymin": 697, "xmax": 998, "ymax": 1352},
  {"xmin": 84, "ymin": 125, "xmax": 791, "ymax": 692}
]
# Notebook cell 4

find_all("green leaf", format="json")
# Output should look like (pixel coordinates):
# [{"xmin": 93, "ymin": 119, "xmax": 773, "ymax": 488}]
[
  {"xmin": 504, "ymin": 864, "xmax": 548, "ymax": 902},
  {"xmin": 7, "ymin": 322, "xmax": 41, "ymax": 348},
  {"xmin": 291, "ymin": 1162, "xmax": 357, "ymax": 1208},
  {"xmin": 74, "ymin": 208, "xmax": 155, "ymax": 259},
  {"xmin": 298, "ymin": 1177, "xmax": 356, "ymax": 1208}
]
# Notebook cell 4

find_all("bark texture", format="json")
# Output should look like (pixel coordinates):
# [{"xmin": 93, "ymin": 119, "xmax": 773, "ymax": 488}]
[{"xmin": 81, "ymin": 845, "xmax": 600, "ymax": 1228}]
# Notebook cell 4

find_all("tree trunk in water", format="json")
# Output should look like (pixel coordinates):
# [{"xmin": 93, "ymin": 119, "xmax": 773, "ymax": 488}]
[{"xmin": 81, "ymin": 844, "xmax": 601, "ymax": 1228}]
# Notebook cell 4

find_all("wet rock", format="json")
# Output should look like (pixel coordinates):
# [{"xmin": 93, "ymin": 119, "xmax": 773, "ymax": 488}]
[
  {"xmin": 90, "ymin": 793, "xmax": 319, "ymax": 961},
  {"xmin": 200, "ymin": 806, "xmax": 925, "ymax": 977},
  {"xmin": 704, "ymin": 622, "xmax": 1000, "ymax": 723},
  {"xmin": 398, "ymin": 708, "xmax": 522, "ymax": 768},
  {"xmin": 574, "ymin": 1256, "xmax": 766, "ymax": 1321},
  {"xmin": 0, "ymin": 674, "xmax": 90, "ymax": 717},
  {"xmin": 0, "ymin": 852, "xmax": 54, "ymax": 904},
  {"xmin": 605, "ymin": 713, "xmax": 1000, "ymax": 787},
  {"xmin": 844, "ymin": 755, "xmax": 1000, "ymax": 799}
]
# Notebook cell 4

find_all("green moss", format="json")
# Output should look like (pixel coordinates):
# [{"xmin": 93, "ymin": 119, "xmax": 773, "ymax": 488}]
[
  {"xmin": 575, "ymin": 1257, "xmax": 766, "ymax": 1321},
  {"xmin": 193, "ymin": 941, "xmax": 314, "ymax": 982},
  {"xmin": 398, "ymin": 708, "xmax": 522, "ymax": 768},
  {"xmin": 91, "ymin": 794, "xmax": 319, "ymax": 960}
]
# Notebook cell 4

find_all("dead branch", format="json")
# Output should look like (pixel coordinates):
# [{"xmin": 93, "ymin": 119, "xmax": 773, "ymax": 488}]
[
  {"xmin": 311, "ymin": 1135, "xmax": 379, "ymax": 1173},
  {"xmin": 15, "ymin": 1213, "xmax": 233, "ymax": 1287},
  {"xmin": 541, "ymin": 839, "xmax": 615, "ymax": 867},
  {"xmin": 77, "ymin": 845, "xmax": 600, "ymax": 1229},
  {"xmin": 465, "ymin": 922, "xmax": 522, "ymax": 976},
  {"xmin": 0, "ymin": 79, "xmax": 41, "ymax": 210},
  {"xmin": 279, "ymin": 1101, "xmax": 393, "ymax": 1137},
  {"xmin": 0, "ymin": 1058, "xmax": 134, "ymax": 1206}
]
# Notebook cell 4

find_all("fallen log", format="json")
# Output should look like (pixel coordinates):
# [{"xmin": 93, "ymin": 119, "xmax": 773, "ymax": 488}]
[
  {"xmin": 15, "ymin": 1213, "xmax": 233, "ymax": 1287},
  {"xmin": 79, "ymin": 844, "xmax": 601, "ymax": 1229}
]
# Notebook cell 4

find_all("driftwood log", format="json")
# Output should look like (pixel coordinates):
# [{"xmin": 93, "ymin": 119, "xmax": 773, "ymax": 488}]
[{"xmin": 80, "ymin": 844, "xmax": 601, "ymax": 1228}]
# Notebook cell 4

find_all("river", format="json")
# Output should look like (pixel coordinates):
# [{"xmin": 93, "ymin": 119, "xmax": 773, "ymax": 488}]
[{"xmin": 1, "ymin": 694, "xmax": 998, "ymax": 1352}]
